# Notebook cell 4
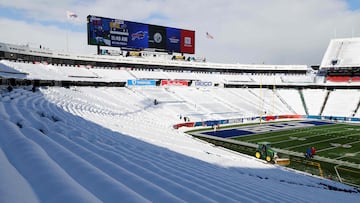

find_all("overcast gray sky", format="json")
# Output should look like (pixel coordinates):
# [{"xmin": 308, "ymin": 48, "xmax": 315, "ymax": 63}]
[{"xmin": 0, "ymin": 0, "xmax": 360, "ymax": 65}]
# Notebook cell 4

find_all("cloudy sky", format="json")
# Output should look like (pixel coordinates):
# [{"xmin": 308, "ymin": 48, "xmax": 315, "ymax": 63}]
[{"xmin": 0, "ymin": 0, "xmax": 360, "ymax": 65}]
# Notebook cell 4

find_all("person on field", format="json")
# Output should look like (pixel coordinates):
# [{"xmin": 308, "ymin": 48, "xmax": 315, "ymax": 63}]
[
  {"xmin": 311, "ymin": 147, "xmax": 316, "ymax": 157},
  {"xmin": 263, "ymin": 144, "xmax": 267, "ymax": 157},
  {"xmin": 305, "ymin": 147, "xmax": 312, "ymax": 159}
]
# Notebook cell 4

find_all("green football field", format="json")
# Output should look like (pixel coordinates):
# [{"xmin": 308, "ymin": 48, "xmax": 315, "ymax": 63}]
[
  {"xmin": 188, "ymin": 121, "xmax": 360, "ymax": 186},
  {"xmin": 232, "ymin": 123, "xmax": 360, "ymax": 164}
]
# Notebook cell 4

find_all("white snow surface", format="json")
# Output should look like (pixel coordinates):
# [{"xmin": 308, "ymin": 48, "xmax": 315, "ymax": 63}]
[
  {"xmin": 0, "ymin": 86, "xmax": 359, "ymax": 203},
  {"xmin": 321, "ymin": 38, "xmax": 360, "ymax": 68}
]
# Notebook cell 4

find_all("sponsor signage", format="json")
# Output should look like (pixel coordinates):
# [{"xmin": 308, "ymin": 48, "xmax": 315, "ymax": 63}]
[
  {"xmin": 228, "ymin": 118, "xmax": 244, "ymax": 124},
  {"xmin": 127, "ymin": 79, "xmax": 156, "ymax": 86},
  {"xmin": 161, "ymin": 80, "xmax": 188, "ymax": 86},
  {"xmin": 180, "ymin": 29, "xmax": 195, "ymax": 54},
  {"xmin": 194, "ymin": 81, "xmax": 213, "ymax": 86},
  {"xmin": 87, "ymin": 15, "xmax": 195, "ymax": 54}
]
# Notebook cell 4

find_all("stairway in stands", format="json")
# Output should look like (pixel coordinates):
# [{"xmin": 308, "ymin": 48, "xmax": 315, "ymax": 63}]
[
  {"xmin": 319, "ymin": 90, "xmax": 331, "ymax": 116},
  {"xmin": 272, "ymin": 90, "xmax": 297, "ymax": 114},
  {"xmin": 353, "ymin": 100, "xmax": 360, "ymax": 117},
  {"xmin": 298, "ymin": 89, "xmax": 309, "ymax": 115}
]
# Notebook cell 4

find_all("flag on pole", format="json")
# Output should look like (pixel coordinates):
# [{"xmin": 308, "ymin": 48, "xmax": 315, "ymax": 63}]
[
  {"xmin": 206, "ymin": 32, "xmax": 214, "ymax": 39},
  {"xmin": 66, "ymin": 11, "xmax": 78, "ymax": 19}
]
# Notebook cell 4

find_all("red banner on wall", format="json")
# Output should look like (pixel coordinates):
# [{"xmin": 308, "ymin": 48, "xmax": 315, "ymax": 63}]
[
  {"xmin": 161, "ymin": 80, "xmax": 188, "ymax": 86},
  {"xmin": 278, "ymin": 115, "xmax": 303, "ymax": 119},
  {"xmin": 173, "ymin": 122, "xmax": 195, "ymax": 129}
]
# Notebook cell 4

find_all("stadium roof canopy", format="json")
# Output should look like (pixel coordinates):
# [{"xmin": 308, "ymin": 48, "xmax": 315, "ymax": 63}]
[{"xmin": 321, "ymin": 37, "xmax": 360, "ymax": 69}]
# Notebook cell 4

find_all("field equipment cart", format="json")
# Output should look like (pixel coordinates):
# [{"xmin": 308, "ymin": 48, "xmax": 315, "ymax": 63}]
[{"xmin": 255, "ymin": 142, "xmax": 290, "ymax": 166}]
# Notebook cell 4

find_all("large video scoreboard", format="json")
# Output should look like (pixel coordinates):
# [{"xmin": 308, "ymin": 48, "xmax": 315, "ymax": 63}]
[{"xmin": 87, "ymin": 15, "xmax": 195, "ymax": 54}]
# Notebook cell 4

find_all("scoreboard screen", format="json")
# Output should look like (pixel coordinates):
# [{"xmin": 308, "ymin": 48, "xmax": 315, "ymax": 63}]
[{"xmin": 87, "ymin": 15, "xmax": 195, "ymax": 54}]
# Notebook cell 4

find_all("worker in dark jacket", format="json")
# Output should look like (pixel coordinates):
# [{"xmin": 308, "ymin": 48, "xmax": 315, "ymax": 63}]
[{"xmin": 305, "ymin": 147, "xmax": 312, "ymax": 159}]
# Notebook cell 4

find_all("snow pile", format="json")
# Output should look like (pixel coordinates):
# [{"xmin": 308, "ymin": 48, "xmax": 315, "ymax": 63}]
[{"xmin": 0, "ymin": 86, "xmax": 359, "ymax": 203}]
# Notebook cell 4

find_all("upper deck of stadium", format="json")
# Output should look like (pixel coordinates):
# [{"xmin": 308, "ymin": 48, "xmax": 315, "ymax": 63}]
[{"xmin": 0, "ymin": 38, "xmax": 359, "ymax": 87}]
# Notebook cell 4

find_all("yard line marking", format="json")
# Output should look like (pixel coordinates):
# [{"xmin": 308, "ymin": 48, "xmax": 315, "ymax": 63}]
[
  {"xmin": 246, "ymin": 124, "xmax": 342, "ymax": 142},
  {"xmin": 271, "ymin": 127, "xmax": 354, "ymax": 145},
  {"xmin": 317, "ymin": 140, "xmax": 360, "ymax": 153},
  {"xmin": 333, "ymin": 146, "xmax": 360, "ymax": 160},
  {"xmin": 284, "ymin": 131, "xmax": 360, "ymax": 150}
]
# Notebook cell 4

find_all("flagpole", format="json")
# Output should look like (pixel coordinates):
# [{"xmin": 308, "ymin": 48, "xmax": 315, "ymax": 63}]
[
  {"xmin": 66, "ymin": 17, "xmax": 69, "ymax": 52},
  {"xmin": 66, "ymin": 11, "xmax": 78, "ymax": 52}
]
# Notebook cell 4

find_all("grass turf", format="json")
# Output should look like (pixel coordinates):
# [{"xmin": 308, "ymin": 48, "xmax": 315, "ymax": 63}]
[
  {"xmin": 232, "ymin": 123, "xmax": 360, "ymax": 164},
  {"xmin": 188, "ymin": 121, "xmax": 360, "ymax": 187}
]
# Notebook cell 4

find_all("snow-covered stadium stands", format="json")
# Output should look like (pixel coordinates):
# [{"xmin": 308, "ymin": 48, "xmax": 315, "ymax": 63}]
[
  {"xmin": 90, "ymin": 68, "xmax": 135, "ymax": 81},
  {"xmin": 322, "ymin": 89, "xmax": 359, "ymax": 117},
  {"xmin": 1, "ymin": 36, "xmax": 360, "ymax": 203},
  {"xmin": 1, "ymin": 86, "xmax": 359, "ymax": 202},
  {"xmin": 276, "ymin": 89, "xmax": 306, "ymax": 115},
  {"xmin": 281, "ymin": 74, "xmax": 315, "ymax": 83},
  {"xmin": 1, "ymin": 59, "xmax": 359, "ymax": 120},
  {"xmin": 302, "ymin": 89, "xmax": 328, "ymax": 116}
]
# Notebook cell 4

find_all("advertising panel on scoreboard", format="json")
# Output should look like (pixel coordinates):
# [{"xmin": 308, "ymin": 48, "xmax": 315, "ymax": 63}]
[
  {"xmin": 148, "ymin": 25, "xmax": 166, "ymax": 50},
  {"xmin": 88, "ymin": 15, "xmax": 195, "ymax": 54},
  {"xmin": 109, "ymin": 19, "xmax": 129, "ymax": 47},
  {"xmin": 181, "ymin": 30, "xmax": 195, "ymax": 54},
  {"xmin": 127, "ymin": 22, "xmax": 148, "ymax": 49},
  {"xmin": 88, "ymin": 16, "xmax": 112, "ymax": 46},
  {"xmin": 166, "ymin": 27, "xmax": 181, "ymax": 53}
]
